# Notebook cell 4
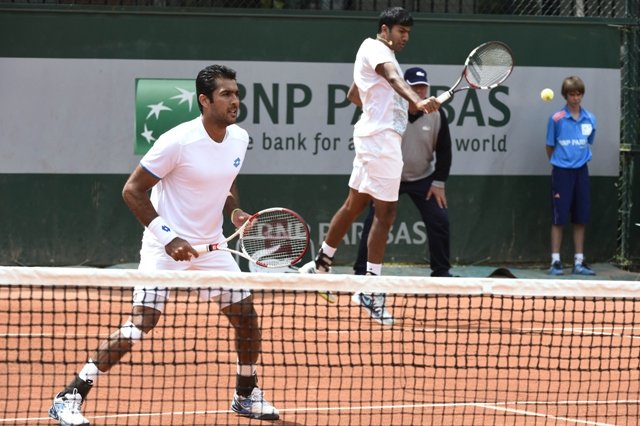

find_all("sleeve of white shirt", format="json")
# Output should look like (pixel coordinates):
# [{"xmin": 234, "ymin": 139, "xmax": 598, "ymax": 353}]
[
  {"xmin": 365, "ymin": 42, "xmax": 395, "ymax": 74},
  {"xmin": 140, "ymin": 134, "xmax": 181, "ymax": 179}
]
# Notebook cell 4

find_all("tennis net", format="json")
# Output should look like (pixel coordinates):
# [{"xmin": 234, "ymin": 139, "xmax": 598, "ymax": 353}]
[{"xmin": 1, "ymin": 266, "xmax": 639, "ymax": 425}]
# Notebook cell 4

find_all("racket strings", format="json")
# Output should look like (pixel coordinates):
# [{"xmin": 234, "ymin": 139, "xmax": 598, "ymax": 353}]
[
  {"xmin": 466, "ymin": 43, "xmax": 513, "ymax": 88},
  {"xmin": 240, "ymin": 210, "xmax": 308, "ymax": 267}
]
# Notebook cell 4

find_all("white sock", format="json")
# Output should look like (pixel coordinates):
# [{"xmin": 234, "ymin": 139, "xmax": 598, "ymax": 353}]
[
  {"xmin": 551, "ymin": 253, "xmax": 560, "ymax": 264},
  {"xmin": 237, "ymin": 363, "xmax": 257, "ymax": 377},
  {"xmin": 320, "ymin": 242, "xmax": 337, "ymax": 258},
  {"xmin": 78, "ymin": 359, "xmax": 101, "ymax": 384},
  {"xmin": 575, "ymin": 253, "xmax": 584, "ymax": 265},
  {"xmin": 366, "ymin": 262, "xmax": 382, "ymax": 276}
]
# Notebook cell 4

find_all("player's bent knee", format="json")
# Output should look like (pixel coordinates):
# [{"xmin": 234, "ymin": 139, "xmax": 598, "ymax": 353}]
[{"xmin": 120, "ymin": 320, "xmax": 145, "ymax": 342}]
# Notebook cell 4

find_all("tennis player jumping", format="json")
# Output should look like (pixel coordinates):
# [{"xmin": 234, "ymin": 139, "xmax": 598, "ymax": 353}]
[
  {"xmin": 300, "ymin": 7, "xmax": 439, "ymax": 325},
  {"xmin": 48, "ymin": 65, "xmax": 279, "ymax": 425}
]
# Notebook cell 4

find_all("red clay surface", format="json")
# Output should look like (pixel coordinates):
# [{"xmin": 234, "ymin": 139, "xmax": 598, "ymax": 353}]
[{"xmin": 2, "ymin": 286, "xmax": 640, "ymax": 425}]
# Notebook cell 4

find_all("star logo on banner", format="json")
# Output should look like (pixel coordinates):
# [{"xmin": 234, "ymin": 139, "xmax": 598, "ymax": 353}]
[
  {"xmin": 146, "ymin": 101, "xmax": 172, "ymax": 120},
  {"xmin": 140, "ymin": 124, "xmax": 156, "ymax": 144},
  {"xmin": 136, "ymin": 81, "xmax": 202, "ymax": 155},
  {"xmin": 170, "ymin": 87, "xmax": 196, "ymax": 112}
]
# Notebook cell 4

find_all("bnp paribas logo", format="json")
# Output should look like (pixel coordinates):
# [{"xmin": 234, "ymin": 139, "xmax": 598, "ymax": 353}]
[{"xmin": 135, "ymin": 79, "xmax": 199, "ymax": 155}]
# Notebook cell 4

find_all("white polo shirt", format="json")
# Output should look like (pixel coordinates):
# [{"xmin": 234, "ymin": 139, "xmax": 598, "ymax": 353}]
[
  {"xmin": 352, "ymin": 37, "xmax": 408, "ymax": 137},
  {"xmin": 140, "ymin": 116, "xmax": 249, "ymax": 246}
]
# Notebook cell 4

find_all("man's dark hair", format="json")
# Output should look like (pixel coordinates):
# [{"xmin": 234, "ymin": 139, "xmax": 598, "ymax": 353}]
[
  {"xmin": 196, "ymin": 64, "xmax": 237, "ymax": 113},
  {"xmin": 378, "ymin": 7, "xmax": 413, "ymax": 32}
]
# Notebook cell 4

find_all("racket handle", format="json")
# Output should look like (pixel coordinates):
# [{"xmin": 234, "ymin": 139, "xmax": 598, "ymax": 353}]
[
  {"xmin": 436, "ymin": 90, "xmax": 453, "ymax": 104},
  {"xmin": 193, "ymin": 244, "xmax": 214, "ymax": 254}
]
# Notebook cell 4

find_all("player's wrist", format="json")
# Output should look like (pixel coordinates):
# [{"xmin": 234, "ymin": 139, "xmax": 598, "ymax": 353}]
[{"xmin": 147, "ymin": 216, "xmax": 179, "ymax": 246}]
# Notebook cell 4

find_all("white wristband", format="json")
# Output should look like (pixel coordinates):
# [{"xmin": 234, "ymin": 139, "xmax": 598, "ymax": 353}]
[{"xmin": 147, "ymin": 216, "xmax": 179, "ymax": 246}]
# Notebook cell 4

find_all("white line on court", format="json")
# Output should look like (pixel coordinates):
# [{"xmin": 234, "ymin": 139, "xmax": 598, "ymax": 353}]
[
  {"xmin": 324, "ymin": 324, "xmax": 640, "ymax": 341},
  {"xmin": 474, "ymin": 403, "xmax": 617, "ymax": 426},
  {"xmin": 2, "ymin": 399, "xmax": 636, "ymax": 424}
]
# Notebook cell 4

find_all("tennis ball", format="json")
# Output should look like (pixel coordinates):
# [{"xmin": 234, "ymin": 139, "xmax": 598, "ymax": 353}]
[{"xmin": 540, "ymin": 88, "xmax": 554, "ymax": 102}]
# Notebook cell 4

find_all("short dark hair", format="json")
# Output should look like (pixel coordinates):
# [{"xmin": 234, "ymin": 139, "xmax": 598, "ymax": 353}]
[
  {"xmin": 561, "ymin": 75, "xmax": 585, "ymax": 98},
  {"xmin": 196, "ymin": 64, "xmax": 237, "ymax": 113},
  {"xmin": 378, "ymin": 7, "xmax": 413, "ymax": 32}
]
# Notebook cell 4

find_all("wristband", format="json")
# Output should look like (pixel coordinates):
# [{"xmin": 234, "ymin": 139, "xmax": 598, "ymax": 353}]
[{"xmin": 147, "ymin": 216, "xmax": 179, "ymax": 246}]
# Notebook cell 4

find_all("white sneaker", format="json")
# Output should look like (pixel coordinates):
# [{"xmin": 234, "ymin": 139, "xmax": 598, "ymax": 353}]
[
  {"xmin": 352, "ymin": 293, "xmax": 395, "ymax": 326},
  {"xmin": 231, "ymin": 387, "xmax": 280, "ymax": 420},
  {"xmin": 299, "ymin": 249, "xmax": 336, "ymax": 303},
  {"xmin": 299, "ymin": 247, "xmax": 333, "ymax": 274},
  {"xmin": 48, "ymin": 389, "xmax": 90, "ymax": 426},
  {"xmin": 298, "ymin": 259, "xmax": 330, "ymax": 274}
]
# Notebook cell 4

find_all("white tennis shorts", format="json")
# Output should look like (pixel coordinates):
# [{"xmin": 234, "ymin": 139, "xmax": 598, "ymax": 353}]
[
  {"xmin": 134, "ymin": 242, "xmax": 250, "ymax": 312},
  {"xmin": 349, "ymin": 130, "xmax": 403, "ymax": 202}
]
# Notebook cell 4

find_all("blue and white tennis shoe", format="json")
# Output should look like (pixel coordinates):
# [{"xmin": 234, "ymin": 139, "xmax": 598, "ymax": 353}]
[
  {"xmin": 231, "ymin": 387, "xmax": 280, "ymax": 420},
  {"xmin": 352, "ymin": 292, "xmax": 395, "ymax": 326},
  {"xmin": 299, "ymin": 248, "xmax": 337, "ymax": 303},
  {"xmin": 548, "ymin": 261, "xmax": 564, "ymax": 276},
  {"xmin": 48, "ymin": 389, "xmax": 90, "ymax": 426},
  {"xmin": 573, "ymin": 262, "xmax": 596, "ymax": 276}
]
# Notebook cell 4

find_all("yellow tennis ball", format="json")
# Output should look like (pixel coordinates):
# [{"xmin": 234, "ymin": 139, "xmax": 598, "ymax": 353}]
[{"xmin": 540, "ymin": 88, "xmax": 554, "ymax": 102}]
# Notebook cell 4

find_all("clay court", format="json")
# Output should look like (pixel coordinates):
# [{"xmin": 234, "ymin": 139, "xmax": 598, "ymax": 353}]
[{"xmin": 2, "ymin": 264, "xmax": 640, "ymax": 425}]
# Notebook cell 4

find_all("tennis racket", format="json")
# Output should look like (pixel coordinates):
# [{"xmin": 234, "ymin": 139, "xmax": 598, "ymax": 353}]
[
  {"xmin": 436, "ymin": 41, "xmax": 514, "ymax": 104},
  {"xmin": 193, "ymin": 208, "xmax": 310, "ymax": 268}
]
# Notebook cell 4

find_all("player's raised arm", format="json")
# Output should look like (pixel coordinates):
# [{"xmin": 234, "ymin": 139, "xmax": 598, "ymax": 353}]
[{"xmin": 376, "ymin": 62, "xmax": 440, "ymax": 114}]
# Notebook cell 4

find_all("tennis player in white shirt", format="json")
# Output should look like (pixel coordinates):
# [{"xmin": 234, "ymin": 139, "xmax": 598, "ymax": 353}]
[
  {"xmin": 49, "ymin": 65, "xmax": 279, "ymax": 426},
  {"xmin": 301, "ymin": 7, "xmax": 440, "ymax": 326}
]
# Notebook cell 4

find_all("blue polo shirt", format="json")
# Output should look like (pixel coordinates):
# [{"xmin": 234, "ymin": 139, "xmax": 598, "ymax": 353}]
[{"xmin": 546, "ymin": 105, "xmax": 596, "ymax": 169}]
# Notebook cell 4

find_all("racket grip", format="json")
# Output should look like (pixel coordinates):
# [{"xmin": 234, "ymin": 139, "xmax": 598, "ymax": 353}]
[
  {"xmin": 436, "ymin": 90, "xmax": 453, "ymax": 104},
  {"xmin": 193, "ymin": 244, "xmax": 213, "ymax": 254}
]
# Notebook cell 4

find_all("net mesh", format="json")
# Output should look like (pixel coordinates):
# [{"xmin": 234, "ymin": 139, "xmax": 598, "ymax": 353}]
[
  {"xmin": 2, "ymin": 267, "xmax": 640, "ymax": 425},
  {"xmin": 465, "ymin": 42, "xmax": 514, "ymax": 88}
]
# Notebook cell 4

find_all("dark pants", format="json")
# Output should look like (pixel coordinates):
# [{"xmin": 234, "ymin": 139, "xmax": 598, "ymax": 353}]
[
  {"xmin": 551, "ymin": 164, "xmax": 590, "ymax": 225},
  {"xmin": 354, "ymin": 176, "xmax": 451, "ymax": 277}
]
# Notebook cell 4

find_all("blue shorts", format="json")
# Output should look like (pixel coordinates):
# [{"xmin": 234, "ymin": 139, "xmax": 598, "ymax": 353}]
[{"xmin": 550, "ymin": 164, "xmax": 590, "ymax": 225}]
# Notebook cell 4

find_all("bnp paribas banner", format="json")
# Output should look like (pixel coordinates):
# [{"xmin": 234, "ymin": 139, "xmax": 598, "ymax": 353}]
[
  {"xmin": 1, "ymin": 58, "xmax": 620, "ymax": 176},
  {"xmin": 134, "ymin": 63, "xmax": 620, "ymax": 177}
]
